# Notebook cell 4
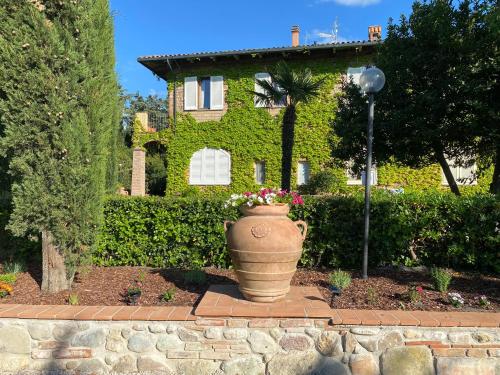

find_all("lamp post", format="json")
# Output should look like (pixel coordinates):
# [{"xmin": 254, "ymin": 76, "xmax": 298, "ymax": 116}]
[{"xmin": 359, "ymin": 66, "xmax": 385, "ymax": 280}]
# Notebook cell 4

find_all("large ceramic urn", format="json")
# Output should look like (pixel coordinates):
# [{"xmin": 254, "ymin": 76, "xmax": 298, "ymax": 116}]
[{"xmin": 224, "ymin": 204, "xmax": 307, "ymax": 303}]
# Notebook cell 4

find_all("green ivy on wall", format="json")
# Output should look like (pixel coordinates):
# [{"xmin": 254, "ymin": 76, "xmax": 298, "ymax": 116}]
[{"xmin": 133, "ymin": 58, "xmax": 492, "ymax": 195}]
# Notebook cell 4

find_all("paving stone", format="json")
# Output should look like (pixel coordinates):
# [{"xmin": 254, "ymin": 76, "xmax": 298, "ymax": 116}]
[
  {"xmin": 72, "ymin": 328, "xmax": 106, "ymax": 348},
  {"xmin": 279, "ymin": 333, "xmax": 313, "ymax": 351},
  {"xmin": 222, "ymin": 355, "xmax": 264, "ymax": 375},
  {"xmin": 0, "ymin": 326, "xmax": 31, "ymax": 354},
  {"xmin": 379, "ymin": 331, "xmax": 404, "ymax": 351},
  {"xmin": 436, "ymin": 357, "xmax": 497, "ymax": 375},
  {"xmin": 316, "ymin": 331, "xmax": 342, "ymax": 356},
  {"xmin": 156, "ymin": 333, "xmax": 184, "ymax": 352},
  {"xmin": 248, "ymin": 331, "xmax": 278, "ymax": 354},
  {"xmin": 128, "ymin": 333, "xmax": 154, "ymax": 353},
  {"xmin": 112, "ymin": 354, "xmax": 136, "ymax": 373},
  {"xmin": 350, "ymin": 353, "xmax": 380, "ymax": 375},
  {"xmin": 224, "ymin": 328, "xmax": 248, "ymax": 340},
  {"xmin": 382, "ymin": 346, "xmax": 434, "ymax": 375},
  {"xmin": 27, "ymin": 323, "xmax": 52, "ymax": 340}
]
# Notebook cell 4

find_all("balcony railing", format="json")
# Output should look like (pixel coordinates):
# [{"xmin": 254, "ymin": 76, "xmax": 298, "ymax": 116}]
[{"xmin": 136, "ymin": 112, "xmax": 169, "ymax": 133}]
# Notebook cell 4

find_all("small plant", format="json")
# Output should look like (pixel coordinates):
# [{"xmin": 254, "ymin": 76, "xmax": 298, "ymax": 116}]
[
  {"xmin": 448, "ymin": 292, "xmax": 464, "ymax": 308},
  {"xmin": 367, "ymin": 287, "xmax": 379, "ymax": 305},
  {"xmin": 184, "ymin": 270, "xmax": 207, "ymax": 285},
  {"xmin": 127, "ymin": 287, "xmax": 142, "ymax": 306},
  {"xmin": 407, "ymin": 285, "xmax": 424, "ymax": 303},
  {"xmin": 329, "ymin": 270, "xmax": 352, "ymax": 291},
  {"xmin": 2, "ymin": 261, "xmax": 25, "ymax": 274},
  {"xmin": 0, "ymin": 282, "xmax": 13, "ymax": 298},
  {"xmin": 136, "ymin": 270, "xmax": 147, "ymax": 284},
  {"xmin": 0, "ymin": 273, "xmax": 17, "ymax": 284},
  {"xmin": 161, "ymin": 288, "xmax": 176, "ymax": 302},
  {"xmin": 476, "ymin": 295, "xmax": 490, "ymax": 308},
  {"xmin": 430, "ymin": 267, "xmax": 452, "ymax": 292},
  {"xmin": 68, "ymin": 293, "xmax": 79, "ymax": 305}
]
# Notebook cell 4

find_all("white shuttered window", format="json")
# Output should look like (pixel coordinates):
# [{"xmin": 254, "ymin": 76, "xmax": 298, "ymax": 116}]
[
  {"xmin": 297, "ymin": 161, "xmax": 311, "ymax": 186},
  {"xmin": 254, "ymin": 73, "xmax": 272, "ymax": 107},
  {"xmin": 255, "ymin": 161, "xmax": 266, "ymax": 185},
  {"xmin": 441, "ymin": 159, "xmax": 477, "ymax": 185},
  {"xmin": 210, "ymin": 76, "xmax": 224, "ymax": 110},
  {"xmin": 189, "ymin": 148, "xmax": 231, "ymax": 185},
  {"xmin": 184, "ymin": 76, "xmax": 198, "ymax": 110}
]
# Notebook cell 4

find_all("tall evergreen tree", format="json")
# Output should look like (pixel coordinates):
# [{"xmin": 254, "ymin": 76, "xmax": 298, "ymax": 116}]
[{"xmin": 0, "ymin": 0, "xmax": 120, "ymax": 292}]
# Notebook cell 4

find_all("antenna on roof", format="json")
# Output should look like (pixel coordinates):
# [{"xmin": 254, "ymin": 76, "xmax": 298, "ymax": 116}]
[{"xmin": 317, "ymin": 17, "xmax": 340, "ymax": 43}]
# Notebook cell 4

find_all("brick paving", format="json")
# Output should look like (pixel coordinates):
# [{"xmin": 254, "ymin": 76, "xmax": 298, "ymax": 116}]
[{"xmin": 0, "ymin": 286, "xmax": 497, "ymax": 327}]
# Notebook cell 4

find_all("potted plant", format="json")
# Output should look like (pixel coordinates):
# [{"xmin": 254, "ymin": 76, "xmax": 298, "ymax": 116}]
[{"xmin": 224, "ymin": 188, "xmax": 307, "ymax": 302}]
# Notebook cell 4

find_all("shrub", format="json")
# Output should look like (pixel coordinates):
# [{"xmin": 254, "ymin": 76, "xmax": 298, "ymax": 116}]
[
  {"xmin": 0, "ymin": 273, "xmax": 17, "ymax": 284},
  {"xmin": 2, "ymin": 261, "xmax": 26, "ymax": 275},
  {"xmin": 161, "ymin": 288, "xmax": 176, "ymax": 302},
  {"xmin": 407, "ymin": 285, "xmax": 423, "ymax": 303},
  {"xmin": 329, "ymin": 270, "xmax": 351, "ymax": 290},
  {"xmin": 93, "ymin": 192, "xmax": 499, "ymax": 272},
  {"xmin": 430, "ymin": 267, "xmax": 453, "ymax": 292},
  {"xmin": 302, "ymin": 169, "xmax": 348, "ymax": 195}
]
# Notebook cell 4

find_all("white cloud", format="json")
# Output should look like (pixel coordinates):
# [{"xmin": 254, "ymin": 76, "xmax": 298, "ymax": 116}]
[{"xmin": 316, "ymin": 0, "xmax": 381, "ymax": 6}]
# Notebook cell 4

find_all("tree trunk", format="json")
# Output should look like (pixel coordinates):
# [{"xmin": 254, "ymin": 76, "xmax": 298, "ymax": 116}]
[
  {"xmin": 281, "ymin": 105, "xmax": 297, "ymax": 191},
  {"xmin": 489, "ymin": 144, "xmax": 500, "ymax": 195},
  {"xmin": 435, "ymin": 151, "xmax": 461, "ymax": 196},
  {"xmin": 41, "ymin": 230, "xmax": 71, "ymax": 293}
]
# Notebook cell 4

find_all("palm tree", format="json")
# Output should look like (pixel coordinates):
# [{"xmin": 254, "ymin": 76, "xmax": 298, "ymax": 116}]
[{"xmin": 253, "ymin": 61, "xmax": 324, "ymax": 191}]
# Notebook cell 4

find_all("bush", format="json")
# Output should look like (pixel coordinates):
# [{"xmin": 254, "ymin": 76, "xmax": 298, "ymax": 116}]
[
  {"xmin": 302, "ymin": 169, "xmax": 348, "ymax": 195},
  {"xmin": 430, "ymin": 267, "xmax": 453, "ymax": 292},
  {"xmin": 94, "ymin": 192, "xmax": 500, "ymax": 272},
  {"xmin": 329, "ymin": 270, "xmax": 351, "ymax": 290},
  {"xmin": 0, "ymin": 273, "xmax": 17, "ymax": 284}
]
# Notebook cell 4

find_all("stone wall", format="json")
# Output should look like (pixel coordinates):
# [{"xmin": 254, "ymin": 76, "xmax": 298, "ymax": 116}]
[{"xmin": 0, "ymin": 318, "xmax": 498, "ymax": 374}]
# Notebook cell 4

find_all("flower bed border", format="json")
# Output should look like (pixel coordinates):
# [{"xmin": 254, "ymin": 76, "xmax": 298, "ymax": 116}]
[{"xmin": 0, "ymin": 303, "xmax": 498, "ymax": 327}]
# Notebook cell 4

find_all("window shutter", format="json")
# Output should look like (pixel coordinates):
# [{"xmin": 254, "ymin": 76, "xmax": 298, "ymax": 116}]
[
  {"xmin": 255, "ymin": 161, "xmax": 266, "ymax": 185},
  {"xmin": 189, "ymin": 149, "xmax": 203, "ymax": 184},
  {"xmin": 297, "ymin": 161, "xmax": 310, "ymax": 186},
  {"xmin": 209, "ymin": 76, "xmax": 224, "ymax": 110},
  {"xmin": 184, "ymin": 76, "xmax": 198, "ymax": 110},
  {"xmin": 255, "ymin": 73, "xmax": 271, "ymax": 108},
  {"xmin": 215, "ymin": 150, "xmax": 231, "ymax": 185}
]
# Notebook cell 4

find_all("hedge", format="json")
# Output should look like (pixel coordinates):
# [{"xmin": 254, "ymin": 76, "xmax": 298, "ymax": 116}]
[{"xmin": 93, "ymin": 192, "xmax": 499, "ymax": 273}]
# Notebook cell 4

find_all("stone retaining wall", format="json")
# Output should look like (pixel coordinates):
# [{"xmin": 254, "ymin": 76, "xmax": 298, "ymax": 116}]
[{"xmin": 0, "ymin": 317, "xmax": 498, "ymax": 375}]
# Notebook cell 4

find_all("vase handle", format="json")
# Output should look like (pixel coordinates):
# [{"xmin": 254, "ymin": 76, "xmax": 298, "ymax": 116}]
[
  {"xmin": 224, "ymin": 220, "xmax": 235, "ymax": 232},
  {"xmin": 294, "ymin": 220, "xmax": 308, "ymax": 241}
]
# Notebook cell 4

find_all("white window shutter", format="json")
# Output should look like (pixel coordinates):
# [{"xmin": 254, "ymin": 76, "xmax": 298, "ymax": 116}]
[
  {"xmin": 215, "ymin": 150, "xmax": 231, "ymax": 185},
  {"xmin": 210, "ymin": 76, "xmax": 224, "ymax": 110},
  {"xmin": 255, "ymin": 73, "xmax": 271, "ymax": 108},
  {"xmin": 189, "ymin": 149, "xmax": 203, "ymax": 185},
  {"xmin": 297, "ymin": 161, "xmax": 310, "ymax": 185},
  {"xmin": 184, "ymin": 76, "xmax": 198, "ymax": 110}
]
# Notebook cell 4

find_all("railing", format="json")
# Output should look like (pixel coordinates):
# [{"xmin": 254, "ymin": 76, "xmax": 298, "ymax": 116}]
[{"xmin": 136, "ymin": 112, "xmax": 169, "ymax": 133}]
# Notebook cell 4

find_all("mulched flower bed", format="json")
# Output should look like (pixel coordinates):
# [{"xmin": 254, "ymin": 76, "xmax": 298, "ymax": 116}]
[{"xmin": 0, "ymin": 263, "xmax": 498, "ymax": 312}]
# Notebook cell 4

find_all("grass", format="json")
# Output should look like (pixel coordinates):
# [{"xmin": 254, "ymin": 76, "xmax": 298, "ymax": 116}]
[{"xmin": 328, "ymin": 269, "xmax": 352, "ymax": 290}]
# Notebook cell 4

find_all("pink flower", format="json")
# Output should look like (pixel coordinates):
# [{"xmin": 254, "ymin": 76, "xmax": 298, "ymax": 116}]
[{"xmin": 416, "ymin": 286, "xmax": 423, "ymax": 294}]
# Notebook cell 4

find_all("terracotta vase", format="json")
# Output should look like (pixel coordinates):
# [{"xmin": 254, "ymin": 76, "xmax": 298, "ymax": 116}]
[{"xmin": 224, "ymin": 204, "xmax": 307, "ymax": 303}]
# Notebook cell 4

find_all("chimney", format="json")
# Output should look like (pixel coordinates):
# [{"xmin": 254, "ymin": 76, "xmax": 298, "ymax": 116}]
[
  {"xmin": 368, "ymin": 25, "xmax": 382, "ymax": 42},
  {"xmin": 291, "ymin": 25, "xmax": 300, "ymax": 47}
]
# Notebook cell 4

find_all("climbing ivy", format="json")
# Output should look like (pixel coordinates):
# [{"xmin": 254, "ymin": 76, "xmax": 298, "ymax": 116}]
[{"xmin": 133, "ymin": 58, "xmax": 491, "ymax": 195}]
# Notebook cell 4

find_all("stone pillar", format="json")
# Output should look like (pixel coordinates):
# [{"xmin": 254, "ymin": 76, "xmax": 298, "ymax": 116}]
[{"xmin": 131, "ymin": 148, "xmax": 146, "ymax": 196}]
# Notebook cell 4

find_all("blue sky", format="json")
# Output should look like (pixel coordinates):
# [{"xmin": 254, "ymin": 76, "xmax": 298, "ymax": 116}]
[{"xmin": 111, "ymin": 0, "xmax": 415, "ymax": 98}]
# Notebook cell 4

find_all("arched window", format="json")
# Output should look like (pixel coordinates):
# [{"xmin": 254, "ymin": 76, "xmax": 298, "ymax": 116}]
[{"xmin": 189, "ymin": 148, "xmax": 231, "ymax": 185}]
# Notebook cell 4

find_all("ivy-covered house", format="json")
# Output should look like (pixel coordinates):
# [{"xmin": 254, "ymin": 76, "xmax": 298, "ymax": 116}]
[{"xmin": 132, "ymin": 26, "xmax": 479, "ymax": 196}]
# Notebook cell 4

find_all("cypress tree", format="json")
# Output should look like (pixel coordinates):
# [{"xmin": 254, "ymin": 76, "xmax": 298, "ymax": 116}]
[{"xmin": 0, "ymin": 0, "xmax": 120, "ymax": 292}]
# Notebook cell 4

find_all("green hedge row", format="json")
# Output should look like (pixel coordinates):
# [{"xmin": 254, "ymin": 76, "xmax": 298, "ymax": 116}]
[{"xmin": 93, "ymin": 192, "xmax": 499, "ymax": 273}]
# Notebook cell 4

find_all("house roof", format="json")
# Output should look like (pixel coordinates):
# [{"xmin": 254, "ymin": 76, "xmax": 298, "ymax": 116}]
[{"xmin": 138, "ymin": 40, "xmax": 379, "ymax": 80}]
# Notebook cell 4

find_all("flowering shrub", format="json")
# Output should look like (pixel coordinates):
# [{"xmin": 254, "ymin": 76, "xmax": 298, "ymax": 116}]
[
  {"xmin": 448, "ymin": 292, "xmax": 464, "ymax": 308},
  {"xmin": 407, "ymin": 285, "xmax": 424, "ymax": 303},
  {"xmin": 476, "ymin": 295, "xmax": 490, "ymax": 308},
  {"xmin": 225, "ymin": 188, "xmax": 304, "ymax": 208},
  {"xmin": 0, "ymin": 282, "xmax": 13, "ymax": 298}
]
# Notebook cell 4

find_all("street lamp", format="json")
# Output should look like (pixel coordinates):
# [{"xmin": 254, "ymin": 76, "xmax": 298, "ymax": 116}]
[{"xmin": 359, "ymin": 66, "xmax": 385, "ymax": 280}]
